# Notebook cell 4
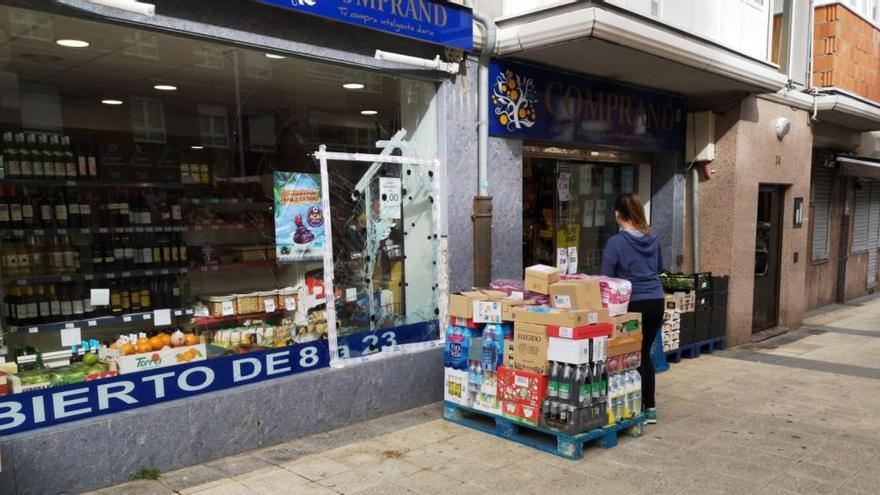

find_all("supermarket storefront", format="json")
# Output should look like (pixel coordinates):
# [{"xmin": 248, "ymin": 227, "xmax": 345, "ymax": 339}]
[
  {"xmin": 0, "ymin": 0, "xmax": 470, "ymax": 492},
  {"xmin": 486, "ymin": 59, "xmax": 687, "ymax": 276}
]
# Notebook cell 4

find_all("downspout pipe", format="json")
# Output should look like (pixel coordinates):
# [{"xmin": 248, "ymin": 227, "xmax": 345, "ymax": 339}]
[
  {"xmin": 692, "ymin": 166, "xmax": 700, "ymax": 273},
  {"xmin": 471, "ymin": 7, "xmax": 497, "ymax": 287}
]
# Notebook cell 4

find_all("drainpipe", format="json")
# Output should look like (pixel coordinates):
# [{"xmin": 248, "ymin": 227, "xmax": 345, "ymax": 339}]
[
  {"xmin": 692, "ymin": 166, "xmax": 700, "ymax": 273},
  {"xmin": 471, "ymin": 7, "xmax": 496, "ymax": 287}
]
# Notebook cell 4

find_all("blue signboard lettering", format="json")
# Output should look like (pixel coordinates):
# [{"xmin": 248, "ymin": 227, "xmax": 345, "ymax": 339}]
[
  {"xmin": 489, "ymin": 60, "xmax": 686, "ymax": 152},
  {"xmin": 254, "ymin": 0, "xmax": 473, "ymax": 50},
  {"xmin": 0, "ymin": 321, "xmax": 437, "ymax": 435}
]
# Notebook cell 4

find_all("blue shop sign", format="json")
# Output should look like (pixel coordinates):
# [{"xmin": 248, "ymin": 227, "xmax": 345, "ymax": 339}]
[
  {"xmin": 254, "ymin": 0, "xmax": 473, "ymax": 51},
  {"xmin": 489, "ymin": 60, "xmax": 685, "ymax": 153},
  {"xmin": 0, "ymin": 321, "xmax": 438, "ymax": 435}
]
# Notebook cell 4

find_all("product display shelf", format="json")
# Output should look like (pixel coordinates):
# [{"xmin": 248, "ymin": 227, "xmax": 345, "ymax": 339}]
[
  {"xmin": 191, "ymin": 309, "xmax": 285, "ymax": 326},
  {"xmin": 443, "ymin": 401, "xmax": 645, "ymax": 461},
  {"xmin": 664, "ymin": 336, "xmax": 726, "ymax": 364},
  {"xmin": 10, "ymin": 308, "xmax": 194, "ymax": 334},
  {"xmin": 192, "ymin": 261, "xmax": 277, "ymax": 273},
  {"xmin": 0, "ymin": 178, "xmax": 212, "ymax": 190},
  {"xmin": 0, "ymin": 225, "xmax": 186, "ymax": 237},
  {"xmin": 183, "ymin": 197, "xmax": 271, "ymax": 205},
  {"xmin": 183, "ymin": 223, "xmax": 269, "ymax": 232},
  {"xmin": 4, "ymin": 266, "xmax": 188, "ymax": 286}
]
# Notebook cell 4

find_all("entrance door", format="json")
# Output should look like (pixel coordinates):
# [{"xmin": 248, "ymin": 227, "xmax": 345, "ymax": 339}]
[{"xmin": 753, "ymin": 185, "xmax": 785, "ymax": 332}]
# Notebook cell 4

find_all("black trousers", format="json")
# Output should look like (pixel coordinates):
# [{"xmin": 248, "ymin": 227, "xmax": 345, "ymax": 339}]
[{"xmin": 627, "ymin": 298, "xmax": 665, "ymax": 409}]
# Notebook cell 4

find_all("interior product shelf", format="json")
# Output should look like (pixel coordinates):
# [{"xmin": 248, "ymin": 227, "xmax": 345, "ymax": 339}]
[
  {"xmin": 4, "ymin": 267, "xmax": 188, "ymax": 286},
  {"xmin": 191, "ymin": 261, "xmax": 277, "ymax": 273},
  {"xmin": 183, "ymin": 197, "xmax": 271, "ymax": 205},
  {"xmin": 10, "ymin": 308, "xmax": 194, "ymax": 334},
  {"xmin": 0, "ymin": 179, "xmax": 211, "ymax": 190},
  {"xmin": 184, "ymin": 223, "xmax": 269, "ymax": 232},
  {"xmin": 0, "ymin": 225, "xmax": 186, "ymax": 237},
  {"xmin": 191, "ymin": 309, "xmax": 285, "ymax": 326}
]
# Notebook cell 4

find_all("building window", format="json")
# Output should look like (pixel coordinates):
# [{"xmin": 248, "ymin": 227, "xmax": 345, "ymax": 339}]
[
  {"xmin": 122, "ymin": 31, "xmax": 160, "ymax": 60},
  {"xmin": 130, "ymin": 97, "xmax": 167, "ymax": 144},
  {"xmin": 810, "ymin": 168, "xmax": 833, "ymax": 262},
  {"xmin": 197, "ymin": 104, "xmax": 229, "ymax": 149}
]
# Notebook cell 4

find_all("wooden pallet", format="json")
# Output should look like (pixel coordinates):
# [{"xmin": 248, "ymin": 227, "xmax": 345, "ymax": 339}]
[
  {"xmin": 442, "ymin": 401, "xmax": 645, "ymax": 460},
  {"xmin": 665, "ymin": 336, "xmax": 726, "ymax": 363}
]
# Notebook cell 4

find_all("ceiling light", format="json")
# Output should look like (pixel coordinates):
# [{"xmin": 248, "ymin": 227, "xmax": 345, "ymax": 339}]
[
  {"xmin": 265, "ymin": 53, "xmax": 285, "ymax": 59},
  {"xmin": 56, "ymin": 39, "xmax": 90, "ymax": 48},
  {"xmin": 360, "ymin": 110, "xmax": 378, "ymax": 116},
  {"xmin": 101, "ymin": 99, "xmax": 124, "ymax": 105},
  {"xmin": 343, "ymin": 83, "xmax": 365, "ymax": 90},
  {"xmin": 191, "ymin": 145, "xmax": 204, "ymax": 150},
  {"xmin": 153, "ymin": 84, "xmax": 177, "ymax": 91}
]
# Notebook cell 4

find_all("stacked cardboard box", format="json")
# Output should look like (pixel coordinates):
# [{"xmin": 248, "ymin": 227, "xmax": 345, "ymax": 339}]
[{"xmin": 662, "ymin": 309, "xmax": 680, "ymax": 352}]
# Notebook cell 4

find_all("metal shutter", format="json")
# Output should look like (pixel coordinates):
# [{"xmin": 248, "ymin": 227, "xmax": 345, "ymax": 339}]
[
  {"xmin": 810, "ymin": 168, "xmax": 833, "ymax": 261},
  {"xmin": 869, "ymin": 184, "xmax": 880, "ymax": 285},
  {"xmin": 852, "ymin": 184, "xmax": 871, "ymax": 253}
]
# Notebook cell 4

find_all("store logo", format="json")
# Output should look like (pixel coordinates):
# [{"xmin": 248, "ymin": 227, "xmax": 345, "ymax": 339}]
[
  {"xmin": 291, "ymin": 0, "xmax": 316, "ymax": 6},
  {"xmin": 135, "ymin": 353, "xmax": 163, "ymax": 369},
  {"xmin": 492, "ymin": 69, "xmax": 537, "ymax": 131}
]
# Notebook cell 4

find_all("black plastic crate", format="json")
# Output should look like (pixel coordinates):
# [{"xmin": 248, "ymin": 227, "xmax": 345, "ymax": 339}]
[
  {"xmin": 711, "ymin": 276, "xmax": 729, "ymax": 293},
  {"xmin": 695, "ymin": 309, "xmax": 712, "ymax": 342},
  {"xmin": 661, "ymin": 272, "xmax": 712, "ymax": 293},
  {"xmin": 679, "ymin": 311, "xmax": 696, "ymax": 345},
  {"xmin": 711, "ymin": 307, "xmax": 727, "ymax": 339},
  {"xmin": 696, "ymin": 293, "xmax": 712, "ymax": 311},
  {"xmin": 711, "ymin": 290, "xmax": 728, "ymax": 310}
]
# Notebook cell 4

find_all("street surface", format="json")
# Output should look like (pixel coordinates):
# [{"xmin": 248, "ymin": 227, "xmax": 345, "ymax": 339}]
[{"xmin": 91, "ymin": 295, "xmax": 880, "ymax": 495}]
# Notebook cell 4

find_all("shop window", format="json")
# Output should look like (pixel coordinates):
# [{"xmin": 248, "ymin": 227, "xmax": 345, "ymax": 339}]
[
  {"xmin": 130, "ymin": 97, "xmax": 167, "ymax": 144},
  {"xmin": 0, "ymin": 5, "xmax": 439, "ymax": 433}
]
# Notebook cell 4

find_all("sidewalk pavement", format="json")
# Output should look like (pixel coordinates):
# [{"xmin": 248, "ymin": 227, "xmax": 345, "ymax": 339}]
[{"xmin": 89, "ymin": 296, "xmax": 880, "ymax": 495}]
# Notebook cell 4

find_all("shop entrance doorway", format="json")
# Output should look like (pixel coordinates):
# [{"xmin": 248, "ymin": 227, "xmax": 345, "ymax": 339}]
[
  {"xmin": 753, "ymin": 185, "xmax": 785, "ymax": 332},
  {"xmin": 522, "ymin": 154, "xmax": 647, "ymax": 275}
]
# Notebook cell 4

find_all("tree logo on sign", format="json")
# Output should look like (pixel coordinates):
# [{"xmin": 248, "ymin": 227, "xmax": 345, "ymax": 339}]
[{"xmin": 492, "ymin": 69, "xmax": 537, "ymax": 131}]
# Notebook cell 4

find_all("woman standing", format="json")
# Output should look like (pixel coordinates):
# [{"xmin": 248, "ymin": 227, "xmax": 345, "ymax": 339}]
[{"xmin": 601, "ymin": 193, "xmax": 664, "ymax": 424}]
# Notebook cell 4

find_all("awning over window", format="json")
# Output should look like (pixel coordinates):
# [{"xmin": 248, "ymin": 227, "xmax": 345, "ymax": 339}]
[{"xmin": 838, "ymin": 156, "xmax": 880, "ymax": 180}]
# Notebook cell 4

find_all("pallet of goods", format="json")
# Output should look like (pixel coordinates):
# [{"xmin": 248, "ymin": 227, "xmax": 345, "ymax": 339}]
[
  {"xmin": 443, "ymin": 265, "xmax": 645, "ymax": 460},
  {"xmin": 660, "ymin": 274, "xmax": 729, "ymax": 363}
]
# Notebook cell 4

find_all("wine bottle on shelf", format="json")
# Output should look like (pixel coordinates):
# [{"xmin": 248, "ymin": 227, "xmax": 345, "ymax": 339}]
[
  {"xmin": 14, "ymin": 286, "xmax": 27, "ymax": 326},
  {"xmin": 102, "ymin": 234, "xmax": 115, "ymax": 270},
  {"xmin": 49, "ymin": 135, "xmax": 66, "ymax": 179},
  {"xmin": 4, "ymin": 285, "xmax": 17, "ymax": 325},
  {"xmin": 72, "ymin": 282, "xmax": 85, "ymax": 318},
  {"xmin": 81, "ymin": 191, "xmax": 93, "ymax": 228},
  {"xmin": 30, "ymin": 134, "xmax": 44, "ymax": 179},
  {"xmin": 123, "ymin": 234, "xmax": 135, "ymax": 269},
  {"xmin": 3, "ymin": 132, "xmax": 18, "ymax": 179},
  {"xmin": 86, "ymin": 143, "xmax": 98, "ymax": 179},
  {"xmin": 47, "ymin": 283, "xmax": 61, "ymax": 322},
  {"xmin": 20, "ymin": 187, "xmax": 34, "ymax": 228},
  {"xmin": 120, "ymin": 281, "xmax": 131, "ymax": 314},
  {"xmin": 16, "ymin": 236, "xmax": 31, "ymax": 277},
  {"xmin": 28, "ymin": 235, "xmax": 45, "ymax": 276},
  {"xmin": 140, "ymin": 278, "xmax": 152, "ymax": 311},
  {"xmin": 90, "ymin": 235, "xmax": 103, "ymax": 272},
  {"xmin": 119, "ymin": 189, "xmax": 131, "ymax": 227},
  {"xmin": 83, "ymin": 280, "xmax": 95, "ymax": 318},
  {"xmin": 17, "ymin": 133, "xmax": 32, "ymax": 179},
  {"xmin": 38, "ymin": 190, "xmax": 54, "ymax": 228},
  {"xmin": 62, "ymin": 136, "xmax": 77, "ymax": 179},
  {"xmin": 48, "ymin": 235, "xmax": 64, "ymax": 275},
  {"xmin": 38, "ymin": 134, "xmax": 50, "ymax": 178},
  {"xmin": 8, "ymin": 187, "xmax": 23, "ymax": 229},
  {"xmin": 68, "ymin": 191, "xmax": 81, "ymax": 228},
  {"xmin": 76, "ymin": 142, "xmax": 88, "ymax": 178},
  {"xmin": 54, "ymin": 190, "xmax": 68, "ymax": 228},
  {"xmin": 36, "ymin": 284, "xmax": 50, "ymax": 324},
  {"xmin": 60, "ymin": 283, "xmax": 74, "ymax": 320},
  {"xmin": 0, "ymin": 187, "xmax": 10, "ymax": 230}
]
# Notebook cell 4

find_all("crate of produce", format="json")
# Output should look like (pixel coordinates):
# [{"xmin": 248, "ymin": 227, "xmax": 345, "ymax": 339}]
[
  {"xmin": 695, "ymin": 309, "xmax": 712, "ymax": 342},
  {"xmin": 711, "ymin": 290, "xmax": 728, "ymax": 310},
  {"xmin": 711, "ymin": 275, "xmax": 729, "ymax": 293},
  {"xmin": 660, "ymin": 272, "xmax": 712, "ymax": 293}
]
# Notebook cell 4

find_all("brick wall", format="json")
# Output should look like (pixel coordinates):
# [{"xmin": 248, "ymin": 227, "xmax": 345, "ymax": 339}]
[{"xmin": 814, "ymin": 3, "xmax": 880, "ymax": 103}]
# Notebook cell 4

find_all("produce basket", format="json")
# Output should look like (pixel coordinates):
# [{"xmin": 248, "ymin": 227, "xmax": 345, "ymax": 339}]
[
  {"xmin": 235, "ymin": 290, "xmax": 263, "ymax": 314},
  {"xmin": 277, "ymin": 287, "xmax": 298, "ymax": 312},
  {"xmin": 205, "ymin": 294, "xmax": 237, "ymax": 317},
  {"xmin": 660, "ymin": 272, "xmax": 712, "ymax": 293}
]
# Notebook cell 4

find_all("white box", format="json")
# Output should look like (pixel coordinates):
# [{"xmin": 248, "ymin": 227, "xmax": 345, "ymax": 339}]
[
  {"xmin": 444, "ymin": 368, "xmax": 470, "ymax": 406},
  {"xmin": 547, "ymin": 337, "xmax": 592, "ymax": 364},
  {"xmin": 116, "ymin": 344, "xmax": 206, "ymax": 374}
]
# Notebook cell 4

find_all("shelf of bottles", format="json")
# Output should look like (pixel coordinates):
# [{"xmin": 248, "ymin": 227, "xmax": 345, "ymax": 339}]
[{"xmin": 11, "ymin": 308, "xmax": 195, "ymax": 334}]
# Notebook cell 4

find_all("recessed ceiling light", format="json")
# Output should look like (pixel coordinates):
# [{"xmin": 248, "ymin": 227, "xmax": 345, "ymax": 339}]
[
  {"xmin": 56, "ymin": 39, "xmax": 90, "ymax": 48},
  {"xmin": 154, "ymin": 84, "xmax": 177, "ymax": 91},
  {"xmin": 101, "ymin": 99, "xmax": 124, "ymax": 105},
  {"xmin": 343, "ymin": 83, "xmax": 365, "ymax": 90},
  {"xmin": 360, "ymin": 110, "xmax": 378, "ymax": 116},
  {"xmin": 191, "ymin": 145, "xmax": 204, "ymax": 150},
  {"xmin": 265, "ymin": 53, "xmax": 285, "ymax": 59}
]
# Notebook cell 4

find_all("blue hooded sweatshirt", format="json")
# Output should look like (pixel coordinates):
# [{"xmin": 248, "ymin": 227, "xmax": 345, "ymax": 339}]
[{"xmin": 601, "ymin": 229, "xmax": 664, "ymax": 302}]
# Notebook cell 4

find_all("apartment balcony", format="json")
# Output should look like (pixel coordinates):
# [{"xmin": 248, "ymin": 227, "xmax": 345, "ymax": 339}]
[{"xmin": 813, "ymin": 2, "xmax": 880, "ymax": 130}]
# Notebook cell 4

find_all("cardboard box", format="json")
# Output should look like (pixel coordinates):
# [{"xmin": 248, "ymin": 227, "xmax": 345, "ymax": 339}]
[
  {"xmin": 501, "ymin": 400, "xmax": 541, "ymax": 426},
  {"xmin": 524, "ymin": 265, "xmax": 563, "ymax": 294},
  {"xmin": 444, "ymin": 367, "xmax": 470, "ymax": 406},
  {"xmin": 512, "ymin": 306, "xmax": 610, "ymax": 327},
  {"xmin": 8, "ymin": 367, "xmax": 118, "ymax": 393},
  {"xmin": 450, "ymin": 316, "xmax": 481, "ymax": 329},
  {"xmin": 473, "ymin": 300, "xmax": 502, "ymax": 324},
  {"xmin": 512, "ymin": 322, "xmax": 549, "ymax": 375},
  {"xmin": 549, "ymin": 280, "xmax": 602, "ymax": 310},
  {"xmin": 610, "ymin": 313, "xmax": 642, "ymax": 339},
  {"xmin": 449, "ymin": 291, "xmax": 489, "ymax": 319},
  {"xmin": 481, "ymin": 290, "xmax": 509, "ymax": 300},
  {"xmin": 503, "ymin": 339, "xmax": 515, "ymax": 368},
  {"xmin": 607, "ymin": 334, "xmax": 642, "ymax": 358},
  {"xmin": 501, "ymin": 299, "xmax": 537, "ymax": 321},
  {"xmin": 547, "ymin": 323, "xmax": 612, "ymax": 340},
  {"xmin": 497, "ymin": 366, "xmax": 548, "ymax": 404},
  {"xmin": 116, "ymin": 344, "xmax": 207, "ymax": 374},
  {"xmin": 547, "ymin": 337, "xmax": 592, "ymax": 364}
]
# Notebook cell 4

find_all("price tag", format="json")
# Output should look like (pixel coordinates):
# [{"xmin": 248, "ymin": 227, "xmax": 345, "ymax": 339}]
[
  {"xmin": 87, "ymin": 320, "xmax": 97, "ymax": 327},
  {"xmin": 284, "ymin": 296, "xmax": 296, "ymax": 311},
  {"xmin": 62, "ymin": 276, "xmax": 72, "ymax": 282},
  {"xmin": 85, "ymin": 274, "xmax": 94, "ymax": 280},
  {"xmin": 211, "ymin": 225, "xmax": 219, "ymax": 230},
  {"xmin": 65, "ymin": 322, "xmax": 75, "ymax": 329},
  {"xmin": 106, "ymin": 273, "xmax": 115, "ymax": 279},
  {"xmin": 236, "ymin": 224, "xmax": 244, "ymax": 229},
  {"xmin": 210, "ymin": 198, "xmax": 219, "ymax": 204},
  {"xmin": 123, "ymin": 316, "xmax": 133, "ymax": 323},
  {"xmin": 60, "ymin": 327, "xmax": 81, "ymax": 347},
  {"xmin": 34, "ymin": 229, "xmax": 44, "ymax": 236},
  {"xmin": 12, "ymin": 230, "xmax": 22, "ymax": 236},
  {"xmin": 81, "ymin": 228, "xmax": 90, "ymax": 234},
  {"xmin": 135, "ymin": 227, "xmax": 144, "ymax": 232},
  {"xmin": 58, "ymin": 229, "xmax": 67, "ymax": 235},
  {"xmin": 160, "ymin": 269, "xmax": 169, "ymax": 275},
  {"xmin": 221, "ymin": 300, "xmax": 235, "ymax": 316},
  {"xmin": 16, "ymin": 280, "xmax": 25, "ymax": 286},
  {"xmin": 122, "ymin": 272, "xmax": 131, "ymax": 278},
  {"xmin": 125, "ymin": 228, "xmax": 133, "ymax": 233},
  {"xmin": 99, "ymin": 228, "xmax": 108, "ymax": 233},
  {"xmin": 66, "ymin": 180, "xmax": 75, "ymax": 186},
  {"xmin": 145, "ymin": 271, "xmax": 153, "ymax": 276},
  {"xmin": 211, "ymin": 265, "xmax": 219, "ymax": 271},
  {"xmin": 173, "ymin": 310, "xmax": 183, "ymax": 316},
  {"xmin": 264, "ymin": 298, "xmax": 276, "ymax": 313},
  {"xmin": 28, "ymin": 327, "xmax": 38, "ymax": 334},
  {"xmin": 194, "ymin": 225, "xmax": 203, "ymax": 231}
]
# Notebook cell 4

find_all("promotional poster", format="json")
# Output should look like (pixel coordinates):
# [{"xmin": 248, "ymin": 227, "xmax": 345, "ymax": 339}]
[{"xmin": 274, "ymin": 172, "xmax": 325, "ymax": 262}]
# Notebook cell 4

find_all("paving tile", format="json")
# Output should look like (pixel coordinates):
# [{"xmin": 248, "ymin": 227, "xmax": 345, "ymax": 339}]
[
  {"xmin": 840, "ymin": 467, "xmax": 880, "ymax": 494},
  {"xmin": 204, "ymin": 454, "xmax": 274, "ymax": 478},
  {"xmin": 236, "ymin": 467, "xmax": 310, "ymax": 494},
  {"xmin": 283, "ymin": 456, "xmax": 350, "ymax": 481},
  {"xmin": 96, "ymin": 479, "xmax": 175, "ymax": 495},
  {"xmin": 387, "ymin": 468, "xmax": 463, "ymax": 494},
  {"xmin": 765, "ymin": 472, "xmax": 841, "ymax": 495},
  {"xmin": 316, "ymin": 469, "xmax": 385, "ymax": 494},
  {"xmin": 181, "ymin": 480, "xmax": 251, "ymax": 495},
  {"xmin": 159, "ymin": 464, "xmax": 227, "ymax": 493}
]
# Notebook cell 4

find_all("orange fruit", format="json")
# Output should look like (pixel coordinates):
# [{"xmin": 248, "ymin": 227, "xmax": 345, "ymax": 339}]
[
  {"xmin": 184, "ymin": 333, "xmax": 199, "ymax": 346},
  {"xmin": 121, "ymin": 343, "xmax": 135, "ymax": 356},
  {"xmin": 137, "ymin": 337, "xmax": 151, "ymax": 348},
  {"xmin": 160, "ymin": 334, "xmax": 172, "ymax": 347},
  {"xmin": 149, "ymin": 336, "xmax": 164, "ymax": 351},
  {"xmin": 136, "ymin": 342, "xmax": 152, "ymax": 354},
  {"xmin": 109, "ymin": 342, "xmax": 117, "ymax": 349}
]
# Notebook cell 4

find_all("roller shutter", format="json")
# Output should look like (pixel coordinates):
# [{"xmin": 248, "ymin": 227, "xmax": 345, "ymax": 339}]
[
  {"xmin": 852, "ymin": 184, "xmax": 871, "ymax": 253},
  {"xmin": 810, "ymin": 168, "xmax": 833, "ymax": 261}
]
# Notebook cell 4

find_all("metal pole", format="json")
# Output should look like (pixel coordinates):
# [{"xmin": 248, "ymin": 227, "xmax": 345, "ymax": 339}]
[{"xmin": 319, "ymin": 145, "xmax": 340, "ymax": 367}]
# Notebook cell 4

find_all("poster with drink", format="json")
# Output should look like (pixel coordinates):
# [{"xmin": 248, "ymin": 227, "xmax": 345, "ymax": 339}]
[{"xmin": 274, "ymin": 172, "xmax": 325, "ymax": 262}]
